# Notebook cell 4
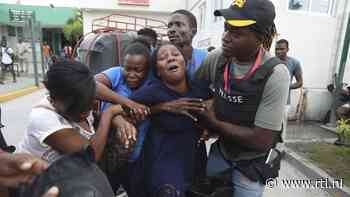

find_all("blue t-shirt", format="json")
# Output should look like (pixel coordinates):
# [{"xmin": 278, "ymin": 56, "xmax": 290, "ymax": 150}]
[
  {"xmin": 286, "ymin": 56, "xmax": 302, "ymax": 82},
  {"xmin": 187, "ymin": 48, "xmax": 208, "ymax": 80},
  {"xmin": 285, "ymin": 57, "xmax": 302, "ymax": 104},
  {"xmin": 100, "ymin": 66, "xmax": 131, "ymax": 112}
]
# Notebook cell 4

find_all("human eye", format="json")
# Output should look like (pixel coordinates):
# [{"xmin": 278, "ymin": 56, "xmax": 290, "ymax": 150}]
[
  {"xmin": 172, "ymin": 51, "xmax": 181, "ymax": 56},
  {"xmin": 175, "ymin": 21, "xmax": 183, "ymax": 27},
  {"xmin": 136, "ymin": 67, "xmax": 145, "ymax": 73},
  {"xmin": 158, "ymin": 54, "xmax": 166, "ymax": 61}
]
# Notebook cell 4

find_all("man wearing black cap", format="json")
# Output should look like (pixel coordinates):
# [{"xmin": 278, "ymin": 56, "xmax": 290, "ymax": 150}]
[{"xmin": 194, "ymin": 0, "xmax": 290, "ymax": 196}]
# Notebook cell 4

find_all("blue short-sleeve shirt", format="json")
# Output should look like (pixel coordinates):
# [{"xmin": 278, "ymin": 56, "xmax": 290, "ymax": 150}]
[
  {"xmin": 100, "ymin": 66, "xmax": 132, "ymax": 111},
  {"xmin": 187, "ymin": 48, "xmax": 208, "ymax": 80}
]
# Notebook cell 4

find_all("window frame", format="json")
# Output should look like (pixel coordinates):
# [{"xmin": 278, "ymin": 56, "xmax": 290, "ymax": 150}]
[
  {"xmin": 7, "ymin": 25, "xmax": 16, "ymax": 37},
  {"xmin": 198, "ymin": 2, "xmax": 207, "ymax": 30},
  {"xmin": 213, "ymin": 0, "xmax": 224, "ymax": 22},
  {"xmin": 288, "ymin": 0, "xmax": 334, "ymax": 16}
]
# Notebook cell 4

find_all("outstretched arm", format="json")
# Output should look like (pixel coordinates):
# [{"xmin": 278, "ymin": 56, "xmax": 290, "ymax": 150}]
[{"xmin": 95, "ymin": 73, "xmax": 150, "ymax": 121}]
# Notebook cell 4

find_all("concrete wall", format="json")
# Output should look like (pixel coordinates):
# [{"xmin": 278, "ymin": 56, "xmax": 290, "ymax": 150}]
[{"xmin": 189, "ymin": 0, "xmax": 346, "ymax": 121}]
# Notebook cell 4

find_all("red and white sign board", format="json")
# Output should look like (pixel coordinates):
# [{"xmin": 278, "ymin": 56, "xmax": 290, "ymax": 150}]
[{"xmin": 118, "ymin": 0, "xmax": 150, "ymax": 6}]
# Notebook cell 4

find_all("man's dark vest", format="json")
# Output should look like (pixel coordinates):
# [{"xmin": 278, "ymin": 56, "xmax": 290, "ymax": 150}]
[{"xmin": 212, "ymin": 56, "xmax": 284, "ymax": 161}]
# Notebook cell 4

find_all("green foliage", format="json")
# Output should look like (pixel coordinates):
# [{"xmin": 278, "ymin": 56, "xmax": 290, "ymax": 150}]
[
  {"xmin": 336, "ymin": 119, "xmax": 350, "ymax": 144},
  {"xmin": 63, "ymin": 9, "xmax": 83, "ymax": 44}
]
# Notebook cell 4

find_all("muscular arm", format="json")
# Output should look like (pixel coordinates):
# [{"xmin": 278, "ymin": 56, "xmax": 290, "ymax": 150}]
[{"xmin": 207, "ymin": 115, "xmax": 274, "ymax": 151}]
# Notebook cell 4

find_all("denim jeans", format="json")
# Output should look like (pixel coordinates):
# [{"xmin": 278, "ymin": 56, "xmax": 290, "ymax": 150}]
[
  {"xmin": 207, "ymin": 141, "xmax": 265, "ymax": 197},
  {"xmin": 231, "ymin": 167, "xmax": 265, "ymax": 197}
]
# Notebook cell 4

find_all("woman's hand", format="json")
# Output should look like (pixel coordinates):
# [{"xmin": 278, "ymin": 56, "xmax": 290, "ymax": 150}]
[
  {"xmin": 0, "ymin": 153, "xmax": 48, "ymax": 188},
  {"xmin": 156, "ymin": 98, "xmax": 206, "ymax": 122},
  {"xmin": 106, "ymin": 104, "xmax": 124, "ymax": 117},
  {"xmin": 195, "ymin": 99, "xmax": 220, "ymax": 129},
  {"xmin": 124, "ymin": 100, "xmax": 151, "ymax": 122},
  {"xmin": 42, "ymin": 186, "xmax": 59, "ymax": 197},
  {"xmin": 112, "ymin": 116, "xmax": 137, "ymax": 149}
]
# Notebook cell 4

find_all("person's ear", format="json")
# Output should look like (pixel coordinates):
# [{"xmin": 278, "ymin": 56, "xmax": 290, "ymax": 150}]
[{"xmin": 191, "ymin": 28, "xmax": 197, "ymax": 37}]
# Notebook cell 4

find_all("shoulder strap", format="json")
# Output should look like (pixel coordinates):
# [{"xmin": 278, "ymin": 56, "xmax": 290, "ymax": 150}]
[
  {"xmin": 251, "ymin": 57, "xmax": 284, "ymax": 82},
  {"xmin": 4, "ymin": 47, "xmax": 10, "ymax": 55}
]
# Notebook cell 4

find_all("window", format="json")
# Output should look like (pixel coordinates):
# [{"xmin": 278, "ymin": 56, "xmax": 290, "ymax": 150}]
[
  {"xmin": 17, "ymin": 27, "xmax": 23, "ymax": 40},
  {"xmin": 288, "ymin": 0, "xmax": 333, "ymax": 15},
  {"xmin": 214, "ymin": 0, "xmax": 224, "ymax": 22},
  {"xmin": 199, "ymin": 2, "xmax": 207, "ymax": 30},
  {"xmin": 7, "ymin": 26, "xmax": 16, "ymax": 37}
]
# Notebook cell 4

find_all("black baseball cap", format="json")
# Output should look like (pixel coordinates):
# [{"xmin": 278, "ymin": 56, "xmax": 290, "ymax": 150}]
[{"xmin": 214, "ymin": 0, "xmax": 275, "ymax": 29}]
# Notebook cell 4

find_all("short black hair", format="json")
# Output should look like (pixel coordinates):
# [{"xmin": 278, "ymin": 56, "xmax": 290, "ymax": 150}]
[
  {"xmin": 137, "ymin": 28, "xmax": 158, "ymax": 41},
  {"xmin": 276, "ymin": 39, "xmax": 289, "ymax": 48},
  {"xmin": 131, "ymin": 37, "xmax": 152, "ymax": 51},
  {"xmin": 123, "ymin": 41, "xmax": 151, "ymax": 65},
  {"xmin": 171, "ymin": 9, "xmax": 198, "ymax": 35},
  {"xmin": 44, "ymin": 60, "xmax": 96, "ymax": 120}
]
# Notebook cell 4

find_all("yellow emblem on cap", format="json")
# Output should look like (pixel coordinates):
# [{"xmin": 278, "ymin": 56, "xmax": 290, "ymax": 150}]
[{"xmin": 232, "ymin": 0, "xmax": 246, "ymax": 8}]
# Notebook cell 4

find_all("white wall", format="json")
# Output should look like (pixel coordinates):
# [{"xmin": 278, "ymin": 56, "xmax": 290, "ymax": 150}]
[
  {"xmin": 189, "ymin": 0, "xmax": 345, "ymax": 120},
  {"xmin": 79, "ymin": 0, "xmax": 186, "ymax": 14}
]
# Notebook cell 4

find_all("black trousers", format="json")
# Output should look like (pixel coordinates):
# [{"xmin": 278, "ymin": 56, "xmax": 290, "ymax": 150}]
[{"xmin": 0, "ymin": 63, "xmax": 16, "ymax": 82}]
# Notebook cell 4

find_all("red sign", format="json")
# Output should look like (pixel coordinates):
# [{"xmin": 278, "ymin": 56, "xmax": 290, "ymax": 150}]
[{"xmin": 119, "ymin": 0, "xmax": 150, "ymax": 5}]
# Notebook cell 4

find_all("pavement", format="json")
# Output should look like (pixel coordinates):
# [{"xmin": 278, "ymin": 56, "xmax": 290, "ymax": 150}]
[
  {"xmin": 0, "ymin": 73, "xmax": 43, "ymax": 103},
  {"xmin": 284, "ymin": 121, "xmax": 338, "ymax": 142}
]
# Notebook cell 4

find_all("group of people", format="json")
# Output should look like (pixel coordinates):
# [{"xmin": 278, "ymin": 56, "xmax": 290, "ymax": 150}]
[{"xmin": 0, "ymin": 0, "xmax": 305, "ymax": 197}]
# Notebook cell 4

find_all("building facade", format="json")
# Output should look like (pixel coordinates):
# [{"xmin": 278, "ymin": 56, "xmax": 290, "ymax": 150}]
[{"xmin": 0, "ymin": 2, "xmax": 75, "ymax": 59}]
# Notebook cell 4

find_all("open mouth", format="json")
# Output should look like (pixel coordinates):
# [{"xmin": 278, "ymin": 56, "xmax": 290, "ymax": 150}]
[
  {"xmin": 126, "ymin": 79, "xmax": 139, "ymax": 87},
  {"xmin": 168, "ymin": 36, "xmax": 179, "ymax": 41},
  {"xmin": 168, "ymin": 64, "xmax": 179, "ymax": 72}
]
